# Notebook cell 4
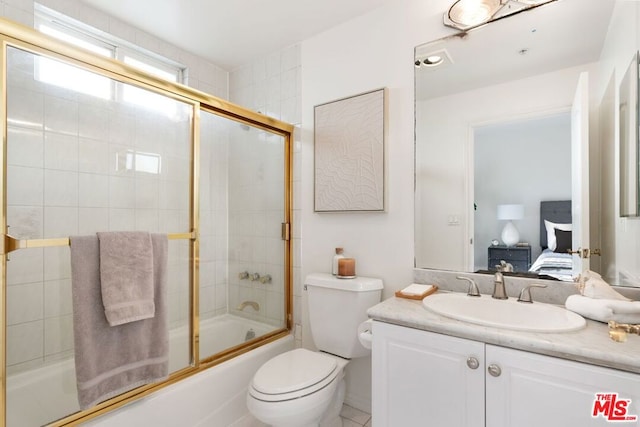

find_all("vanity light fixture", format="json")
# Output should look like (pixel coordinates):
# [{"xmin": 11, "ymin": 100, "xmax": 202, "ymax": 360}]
[
  {"xmin": 444, "ymin": 0, "xmax": 555, "ymax": 31},
  {"xmin": 447, "ymin": 0, "xmax": 501, "ymax": 29}
]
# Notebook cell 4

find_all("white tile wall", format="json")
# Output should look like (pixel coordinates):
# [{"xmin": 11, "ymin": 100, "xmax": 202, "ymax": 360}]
[
  {"xmin": 199, "ymin": 110, "xmax": 230, "ymax": 325},
  {"xmin": 7, "ymin": 321, "xmax": 44, "ymax": 366},
  {"xmin": 7, "ymin": 127, "xmax": 44, "ymax": 168},
  {"xmin": 79, "ymin": 138, "xmax": 109, "ymax": 174},
  {"xmin": 6, "ymin": 205, "xmax": 43, "ymax": 239},
  {"xmin": 44, "ymin": 132, "xmax": 78, "ymax": 171},
  {"xmin": 226, "ymin": 127, "xmax": 286, "ymax": 327},
  {"xmin": 7, "ymin": 282, "xmax": 43, "ymax": 325},
  {"xmin": 7, "ymin": 165, "xmax": 44, "ymax": 206},
  {"xmin": 6, "ymin": 249, "xmax": 44, "ymax": 286},
  {"xmin": 78, "ymin": 207, "xmax": 108, "ymax": 234},
  {"xmin": 43, "ymin": 278, "xmax": 72, "ymax": 317},
  {"xmin": 3, "ymin": 13, "xmax": 211, "ymax": 368},
  {"xmin": 44, "ymin": 95, "xmax": 78, "ymax": 135},
  {"xmin": 79, "ymin": 173, "xmax": 109, "ymax": 207}
]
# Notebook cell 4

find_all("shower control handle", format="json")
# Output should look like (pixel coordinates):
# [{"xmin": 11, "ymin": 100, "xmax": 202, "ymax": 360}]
[
  {"xmin": 250, "ymin": 273, "xmax": 260, "ymax": 281},
  {"xmin": 238, "ymin": 271, "xmax": 249, "ymax": 280},
  {"xmin": 260, "ymin": 274, "xmax": 272, "ymax": 284}
]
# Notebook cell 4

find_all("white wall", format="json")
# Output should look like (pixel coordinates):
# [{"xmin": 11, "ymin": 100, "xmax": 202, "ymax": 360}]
[
  {"xmin": 300, "ymin": 0, "xmax": 455, "ymax": 306},
  {"xmin": 299, "ymin": 0, "xmax": 455, "ymax": 412}
]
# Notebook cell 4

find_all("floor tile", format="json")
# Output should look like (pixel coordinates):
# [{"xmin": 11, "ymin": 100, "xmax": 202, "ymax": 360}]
[
  {"xmin": 230, "ymin": 414, "xmax": 267, "ymax": 427},
  {"xmin": 343, "ymin": 419, "xmax": 364, "ymax": 427},
  {"xmin": 237, "ymin": 404, "xmax": 372, "ymax": 426},
  {"xmin": 340, "ymin": 404, "xmax": 371, "ymax": 425}
]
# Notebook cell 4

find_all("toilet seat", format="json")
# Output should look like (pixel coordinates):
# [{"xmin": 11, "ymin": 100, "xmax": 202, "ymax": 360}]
[{"xmin": 249, "ymin": 349, "xmax": 339, "ymax": 402}]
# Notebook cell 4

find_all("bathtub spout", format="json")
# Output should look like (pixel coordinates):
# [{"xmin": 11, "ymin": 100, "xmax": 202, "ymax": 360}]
[{"xmin": 237, "ymin": 301, "xmax": 260, "ymax": 312}]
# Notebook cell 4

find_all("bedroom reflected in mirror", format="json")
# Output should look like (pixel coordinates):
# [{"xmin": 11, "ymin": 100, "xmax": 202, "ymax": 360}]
[
  {"xmin": 472, "ymin": 114, "xmax": 572, "ymax": 280},
  {"xmin": 619, "ymin": 51, "xmax": 640, "ymax": 218}
]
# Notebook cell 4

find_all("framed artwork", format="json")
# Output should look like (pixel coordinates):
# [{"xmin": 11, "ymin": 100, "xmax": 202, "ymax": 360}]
[{"xmin": 314, "ymin": 88, "xmax": 386, "ymax": 212}]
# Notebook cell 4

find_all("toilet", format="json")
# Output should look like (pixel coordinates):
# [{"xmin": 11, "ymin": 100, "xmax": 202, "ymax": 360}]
[{"xmin": 246, "ymin": 273, "xmax": 383, "ymax": 427}]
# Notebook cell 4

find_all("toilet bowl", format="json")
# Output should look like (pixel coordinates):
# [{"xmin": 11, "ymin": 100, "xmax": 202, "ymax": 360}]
[
  {"xmin": 246, "ymin": 273, "xmax": 383, "ymax": 427},
  {"xmin": 247, "ymin": 348, "xmax": 348, "ymax": 427}
]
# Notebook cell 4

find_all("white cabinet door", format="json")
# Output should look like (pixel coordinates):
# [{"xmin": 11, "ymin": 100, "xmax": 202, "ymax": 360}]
[
  {"xmin": 372, "ymin": 321, "xmax": 485, "ymax": 427},
  {"xmin": 486, "ymin": 344, "xmax": 640, "ymax": 427}
]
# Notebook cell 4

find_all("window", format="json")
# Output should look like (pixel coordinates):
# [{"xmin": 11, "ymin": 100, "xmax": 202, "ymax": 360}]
[
  {"xmin": 35, "ymin": 15, "xmax": 114, "ymax": 99},
  {"xmin": 34, "ymin": 4, "xmax": 186, "ymax": 112},
  {"xmin": 121, "ymin": 53, "xmax": 181, "ymax": 115}
]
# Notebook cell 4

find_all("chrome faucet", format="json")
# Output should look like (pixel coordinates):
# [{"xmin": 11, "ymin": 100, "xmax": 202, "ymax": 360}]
[
  {"xmin": 517, "ymin": 284, "xmax": 547, "ymax": 303},
  {"xmin": 236, "ymin": 301, "xmax": 260, "ymax": 311},
  {"xmin": 492, "ymin": 271, "xmax": 508, "ymax": 299},
  {"xmin": 456, "ymin": 276, "xmax": 480, "ymax": 297}
]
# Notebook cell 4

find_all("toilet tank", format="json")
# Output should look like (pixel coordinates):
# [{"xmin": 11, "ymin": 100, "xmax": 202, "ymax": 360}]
[{"xmin": 305, "ymin": 273, "xmax": 383, "ymax": 359}]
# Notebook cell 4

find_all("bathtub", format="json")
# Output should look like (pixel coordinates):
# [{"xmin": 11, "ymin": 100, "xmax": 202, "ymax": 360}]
[
  {"xmin": 6, "ymin": 314, "xmax": 291, "ymax": 427},
  {"xmin": 169, "ymin": 314, "xmax": 281, "ymax": 372}
]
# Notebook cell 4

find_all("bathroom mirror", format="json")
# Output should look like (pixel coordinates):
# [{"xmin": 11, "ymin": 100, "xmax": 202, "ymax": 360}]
[
  {"xmin": 619, "ymin": 51, "xmax": 640, "ymax": 218},
  {"xmin": 415, "ymin": 0, "xmax": 640, "ymax": 287}
]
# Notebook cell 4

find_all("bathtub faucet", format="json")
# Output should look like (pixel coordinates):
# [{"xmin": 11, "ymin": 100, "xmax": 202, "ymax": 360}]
[{"xmin": 237, "ymin": 301, "xmax": 260, "ymax": 312}]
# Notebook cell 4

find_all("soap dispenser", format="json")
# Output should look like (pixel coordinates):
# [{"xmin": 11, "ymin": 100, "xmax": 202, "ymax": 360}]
[{"xmin": 332, "ymin": 247, "xmax": 345, "ymax": 275}]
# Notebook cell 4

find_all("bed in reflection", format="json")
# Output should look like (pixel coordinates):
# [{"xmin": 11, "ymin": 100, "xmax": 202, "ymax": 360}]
[{"xmin": 528, "ymin": 200, "xmax": 574, "ymax": 281}]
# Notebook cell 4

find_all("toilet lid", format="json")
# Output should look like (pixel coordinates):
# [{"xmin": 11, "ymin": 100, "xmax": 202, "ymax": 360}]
[{"xmin": 252, "ymin": 348, "xmax": 337, "ymax": 395}]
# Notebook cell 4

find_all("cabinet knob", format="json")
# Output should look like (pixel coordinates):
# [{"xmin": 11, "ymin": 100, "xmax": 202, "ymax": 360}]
[
  {"xmin": 487, "ymin": 364, "xmax": 502, "ymax": 377},
  {"xmin": 466, "ymin": 357, "xmax": 479, "ymax": 370}
]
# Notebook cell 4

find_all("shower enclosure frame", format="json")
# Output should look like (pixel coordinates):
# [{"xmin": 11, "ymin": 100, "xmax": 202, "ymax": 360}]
[{"xmin": 0, "ymin": 17, "xmax": 294, "ymax": 427}]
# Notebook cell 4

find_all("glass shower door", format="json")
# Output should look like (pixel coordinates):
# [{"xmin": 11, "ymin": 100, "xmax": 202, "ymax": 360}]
[
  {"xmin": 199, "ymin": 109, "xmax": 287, "ymax": 361},
  {"xmin": 4, "ymin": 46, "xmax": 194, "ymax": 426}
]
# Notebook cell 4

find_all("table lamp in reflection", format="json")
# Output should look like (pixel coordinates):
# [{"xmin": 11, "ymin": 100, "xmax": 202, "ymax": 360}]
[{"xmin": 497, "ymin": 204, "xmax": 524, "ymax": 246}]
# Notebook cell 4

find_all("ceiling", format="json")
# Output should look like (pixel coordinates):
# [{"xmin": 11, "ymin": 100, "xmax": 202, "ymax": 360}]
[
  {"xmin": 77, "ymin": 0, "xmax": 616, "ymax": 88},
  {"xmin": 79, "ymin": 0, "xmax": 395, "ymax": 70},
  {"xmin": 415, "ymin": 0, "xmax": 616, "ymax": 100}
]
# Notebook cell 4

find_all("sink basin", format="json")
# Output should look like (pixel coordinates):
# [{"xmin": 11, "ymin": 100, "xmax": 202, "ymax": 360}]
[{"xmin": 422, "ymin": 293, "xmax": 586, "ymax": 333}]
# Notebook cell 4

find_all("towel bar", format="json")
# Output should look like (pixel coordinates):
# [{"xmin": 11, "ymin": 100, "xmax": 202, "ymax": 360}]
[{"xmin": 2, "ymin": 232, "xmax": 195, "ymax": 254}]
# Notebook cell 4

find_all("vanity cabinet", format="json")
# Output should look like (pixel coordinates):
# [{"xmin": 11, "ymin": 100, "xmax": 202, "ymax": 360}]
[
  {"xmin": 372, "ymin": 321, "xmax": 484, "ymax": 426},
  {"xmin": 372, "ymin": 321, "xmax": 640, "ymax": 427}
]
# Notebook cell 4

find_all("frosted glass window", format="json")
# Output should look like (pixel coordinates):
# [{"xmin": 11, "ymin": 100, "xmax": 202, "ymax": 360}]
[
  {"xmin": 34, "ymin": 4, "xmax": 185, "ymax": 104},
  {"xmin": 36, "ymin": 56, "xmax": 111, "ymax": 99}
]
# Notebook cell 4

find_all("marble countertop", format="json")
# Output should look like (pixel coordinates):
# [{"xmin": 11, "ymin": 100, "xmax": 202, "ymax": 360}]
[{"xmin": 367, "ymin": 294, "xmax": 640, "ymax": 375}]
